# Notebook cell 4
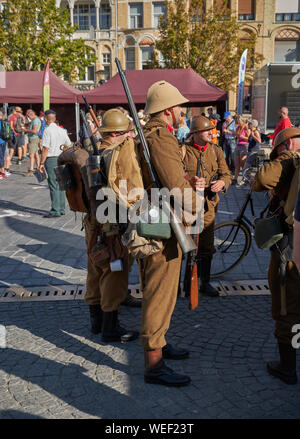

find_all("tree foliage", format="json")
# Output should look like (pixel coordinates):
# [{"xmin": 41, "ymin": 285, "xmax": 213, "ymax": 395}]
[
  {"xmin": 0, "ymin": 0, "xmax": 96, "ymax": 80},
  {"xmin": 153, "ymin": 0, "xmax": 263, "ymax": 91}
]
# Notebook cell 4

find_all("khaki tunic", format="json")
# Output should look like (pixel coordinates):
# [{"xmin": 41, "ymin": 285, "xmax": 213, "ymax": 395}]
[
  {"xmin": 138, "ymin": 117, "xmax": 200, "ymax": 350},
  {"xmin": 252, "ymin": 150, "xmax": 300, "ymax": 344},
  {"xmin": 83, "ymin": 138, "xmax": 135, "ymax": 310},
  {"xmin": 183, "ymin": 142, "xmax": 232, "ymax": 257}
]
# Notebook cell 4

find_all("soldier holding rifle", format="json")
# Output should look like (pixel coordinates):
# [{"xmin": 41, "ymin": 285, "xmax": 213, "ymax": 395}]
[
  {"xmin": 130, "ymin": 80, "xmax": 204, "ymax": 387},
  {"xmin": 183, "ymin": 116, "xmax": 232, "ymax": 296}
]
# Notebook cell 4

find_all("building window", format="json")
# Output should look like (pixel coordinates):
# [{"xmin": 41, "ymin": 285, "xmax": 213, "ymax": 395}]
[
  {"xmin": 79, "ymin": 64, "xmax": 95, "ymax": 82},
  {"xmin": 102, "ymin": 52, "xmax": 111, "ymax": 79},
  {"xmin": 79, "ymin": 50, "xmax": 96, "ymax": 82},
  {"xmin": 129, "ymin": 3, "xmax": 143, "ymax": 29},
  {"xmin": 153, "ymin": 2, "xmax": 166, "ymax": 28},
  {"xmin": 276, "ymin": 0, "xmax": 300, "ymax": 21},
  {"xmin": 238, "ymin": 0, "xmax": 254, "ymax": 21},
  {"xmin": 125, "ymin": 47, "xmax": 136, "ymax": 70},
  {"xmin": 276, "ymin": 13, "xmax": 300, "ymax": 22},
  {"xmin": 275, "ymin": 40, "xmax": 300, "ymax": 62},
  {"xmin": 74, "ymin": 4, "xmax": 96, "ymax": 31},
  {"xmin": 100, "ymin": 2, "xmax": 111, "ymax": 29},
  {"xmin": 141, "ymin": 47, "xmax": 154, "ymax": 69}
]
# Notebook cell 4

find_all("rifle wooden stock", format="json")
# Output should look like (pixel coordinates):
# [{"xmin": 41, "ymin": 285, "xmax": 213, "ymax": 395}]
[
  {"xmin": 115, "ymin": 57, "xmax": 197, "ymax": 255},
  {"xmin": 189, "ymin": 157, "xmax": 202, "ymax": 310},
  {"xmin": 189, "ymin": 236, "xmax": 199, "ymax": 310},
  {"xmin": 82, "ymin": 95, "xmax": 101, "ymax": 128}
]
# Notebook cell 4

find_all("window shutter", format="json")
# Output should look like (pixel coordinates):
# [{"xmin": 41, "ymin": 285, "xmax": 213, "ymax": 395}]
[
  {"xmin": 276, "ymin": 0, "xmax": 299, "ymax": 13},
  {"xmin": 238, "ymin": 0, "xmax": 253, "ymax": 15}
]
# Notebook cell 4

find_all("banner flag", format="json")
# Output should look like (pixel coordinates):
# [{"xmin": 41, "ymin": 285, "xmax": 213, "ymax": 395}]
[
  {"xmin": 43, "ymin": 60, "xmax": 50, "ymax": 112},
  {"xmin": 237, "ymin": 49, "xmax": 248, "ymax": 115}
]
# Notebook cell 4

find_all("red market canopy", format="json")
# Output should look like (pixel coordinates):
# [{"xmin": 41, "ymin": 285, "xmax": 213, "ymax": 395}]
[
  {"xmin": 0, "ymin": 70, "xmax": 81, "ymax": 104},
  {"xmin": 80, "ymin": 68, "xmax": 227, "ymax": 106}
]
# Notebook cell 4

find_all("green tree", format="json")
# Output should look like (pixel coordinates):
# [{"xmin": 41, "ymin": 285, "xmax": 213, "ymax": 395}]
[
  {"xmin": 153, "ymin": 0, "xmax": 263, "ymax": 91},
  {"xmin": 0, "ymin": 0, "xmax": 96, "ymax": 80}
]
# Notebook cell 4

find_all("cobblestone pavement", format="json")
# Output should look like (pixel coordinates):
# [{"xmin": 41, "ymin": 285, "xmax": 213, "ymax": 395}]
[
  {"xmin": 1, "ymin": 297, "xmax": 299, "ymax": 419},
  {"xmin": 0, "ymin": 159, "xmax": 299, "ymax": 420}
]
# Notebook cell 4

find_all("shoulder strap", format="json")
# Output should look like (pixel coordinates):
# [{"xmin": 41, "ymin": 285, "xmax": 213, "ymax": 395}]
[{"xmin": 180, "ymin": 144, "xmax": 187, "ymax": 161}]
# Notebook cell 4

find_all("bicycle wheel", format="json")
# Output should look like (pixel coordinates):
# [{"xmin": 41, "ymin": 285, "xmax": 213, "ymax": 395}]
[{"xmin": 211, "ymin": 221, "xmax": 252, "ymax": 278}]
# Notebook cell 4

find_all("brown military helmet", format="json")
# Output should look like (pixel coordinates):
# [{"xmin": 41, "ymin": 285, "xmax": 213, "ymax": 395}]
[
  {"xmin": 144, "ymin": 80, "xmax": 189, "ymax": 115},
  {"xmin": 189, "ymin": 115, "xmax": 214, "ymax": 133},
  {"xmin": 273, "ymin": 127, "xmax": 300, "ymax": 148},
  {"xmin": 99, "ymin": 109, "xmax": 132, "ymax": 133}
]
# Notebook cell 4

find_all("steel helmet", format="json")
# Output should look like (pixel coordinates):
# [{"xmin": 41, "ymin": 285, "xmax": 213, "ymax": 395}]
[
  {"xmin": 273, "ymin": 127, "xmax": 300, "ymax": 149},
  {"xmin": 190, "ymin": 116, "xmax": 214, "ymax": 133},
  {"xmin": 144, "ymin": 80, "xmax": 189, "ymax": 115},
  {"xmin": 99, "ymin": 109, "xmax": 132, "ymax": 133}
]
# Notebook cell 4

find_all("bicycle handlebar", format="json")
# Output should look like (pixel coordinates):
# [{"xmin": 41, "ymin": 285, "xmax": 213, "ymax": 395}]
[{"xmin": 242, "ymin": 167, "xmax": 251, "ymax": 183}]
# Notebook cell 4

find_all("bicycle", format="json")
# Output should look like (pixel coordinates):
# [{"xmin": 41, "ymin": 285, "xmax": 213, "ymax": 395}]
[{"xmin": 210, "ymin": 150, "xmax": 270, "ymax": 278}]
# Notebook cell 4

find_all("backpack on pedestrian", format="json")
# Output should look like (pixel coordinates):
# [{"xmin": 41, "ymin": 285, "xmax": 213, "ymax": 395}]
[
  {"xmin": 38, "ymin": 119, "xmax": 46, "ymax": 139},
  {"xmin": 15, "ymin": 115, "xmax": 24, "ymax": 133},
  {"xmin": 0, "ymin": 120, "xmax": 13, "ymax": 141}
]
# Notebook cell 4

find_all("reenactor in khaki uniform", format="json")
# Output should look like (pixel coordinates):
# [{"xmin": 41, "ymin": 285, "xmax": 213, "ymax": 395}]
[
  {"xmin": 183, "ymin": 116, "xmax": 232, "ymax": 296},
  {"xmin": 252, "ymin": 127, "xmax": 300, "ymax": 385},
  {"xmin": 83, "ymin": 109, "xmax": 139, "ymax": 343},
  {"xmin": 137, "ymin": 81, "xmax": 202, "ymax": 386}
]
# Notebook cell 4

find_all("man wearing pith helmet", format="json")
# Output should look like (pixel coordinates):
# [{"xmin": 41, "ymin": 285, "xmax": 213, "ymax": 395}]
[
  {"xmin": 183, "ymin": 116, "xmax": 231, "ymax": 297},
  {"xmin": 137, "ymin": 80, "xmax": 202, "ymax": 387},
  {"xmin": 252, "ymin": 126, "xmax": 300, "ymax": 385}
]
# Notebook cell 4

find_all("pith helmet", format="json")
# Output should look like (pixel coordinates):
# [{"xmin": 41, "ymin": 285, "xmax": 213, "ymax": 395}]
[
  {"xmin": 273, "ymin": 127, "xmax": 300, "ymax": 149},
  {"xmin": 144, "ymin": 80, "xmax": 189, "ymax": 115},
  {"xmin": 99, "ymin": 109, "xmax": 131, "ymax": 133},
  {"xmin": 190, "ymin": 116, "xmax": 214, "ymax": 133}
]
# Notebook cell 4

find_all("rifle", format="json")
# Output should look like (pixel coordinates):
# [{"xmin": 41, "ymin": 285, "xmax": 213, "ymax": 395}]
[
  {"xmin": 184, "ymin": 157, "xmax": 202, "ymax": 310},
  {"xmin": 80, "ymin": 108, "xmax": 107, "ymax": 188},
  {"xmin": 82, "ymin": 95, "xmax": 101, "ymax": 128},
  {"xmin": 80, "ymin": 108, "xmax": 99, "ymax": 157},
  {"xmin": 115, "ymin": 57, "xmax": 197, "ymax": 255}
]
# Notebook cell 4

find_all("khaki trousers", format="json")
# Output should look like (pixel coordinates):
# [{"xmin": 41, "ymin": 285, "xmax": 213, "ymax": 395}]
[
  {"xmin": 268, "ymin": 250, "xmax": 300, "ymax": 345},
  {"xmin": 83, "ymin": 214, "xmax": 129, "ymax": 311},
  {"xmin": 139, "ymin": 236, "xmax": 182, "ymax": 350}
]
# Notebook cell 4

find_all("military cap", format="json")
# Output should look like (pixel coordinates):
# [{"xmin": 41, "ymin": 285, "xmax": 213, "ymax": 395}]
[
  {"xmin": 189, "ymin": 116, "xmax": 214, "ymax": 133},
  {"xmin": 273, "ymin": 127, "xmax": 300, "ymax": 149},
  {"xmin": 99, "ymin": 109, "xmax": 132, "ymax": 133}
]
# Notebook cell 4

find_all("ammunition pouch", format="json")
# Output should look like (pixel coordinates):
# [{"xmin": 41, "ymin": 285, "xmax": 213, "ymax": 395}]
[
  {"xmin": 85, "ymin": 216, "xmax": 127, "ymax": 269},
  {"xmin": 54, "ymin": 164, "xmax": 76, "ymax": 191}
]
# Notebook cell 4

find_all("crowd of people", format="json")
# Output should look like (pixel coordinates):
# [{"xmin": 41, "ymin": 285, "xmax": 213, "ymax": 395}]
[{"xmin": 0, "ymin": 105, "xmax": 65, "ymax": 180}]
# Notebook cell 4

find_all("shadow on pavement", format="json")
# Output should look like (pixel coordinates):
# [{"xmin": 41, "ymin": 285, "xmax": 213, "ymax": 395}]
[
  {"xmin": 0, "ymin": 200, "xmax": 48, "ymax": 217},
  {"xmin": 0, "ymin": 302, "xmax": 143, "ymax": 418},
  {"xmin": 4, "ymin": 217, "xmax": 86, "ymax": 271},
  {"xmin": 0, "ymin": 255, "xmax": 73, "ymax": 288}
]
